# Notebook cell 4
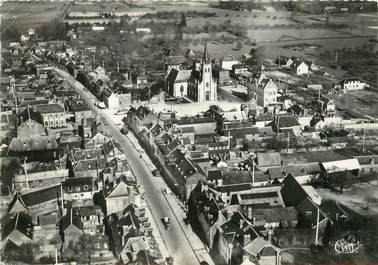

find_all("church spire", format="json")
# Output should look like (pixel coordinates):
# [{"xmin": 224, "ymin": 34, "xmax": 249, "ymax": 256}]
[{"xmin": 202, "ymin": 42, "xmax": 209, "ymax": 64}]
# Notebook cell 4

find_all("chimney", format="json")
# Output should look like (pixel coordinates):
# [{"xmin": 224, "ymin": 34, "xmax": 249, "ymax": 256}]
[
  {"xmin": 267, "ymin": 229, "xmax": 273, "ymax": 243},
  {"xmin": 239, "ymin": 218, "xmax": 244, "ymax": 229},
  {"xmin": 247, "ymin": 207, "xmax": 253, "ymax": 219},
  {"xmin": 227, "ymin": 210, "xmax": 233, "ymax": 220}
]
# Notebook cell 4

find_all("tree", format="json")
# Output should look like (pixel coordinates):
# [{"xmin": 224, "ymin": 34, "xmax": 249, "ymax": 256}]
[
  {"xmin": 1, "ymin": 159, "xmax": 21, "ymax": 195},
  {"xmin": 62, "ymin": 234, "xmax": 97, "ymax": 264},
  {"xmin": 2, "ymin": 25, "xmax": 21, "ymax": 42},
  {"xmin": 3, "ymin": 243, "xmax": 39, "ymax": 263},
  {"xmin": 39, "ymin": 19, "xmax": 68, "ymax": 41},
  {"xmin": 322, "ymin": 220, "xmax": 335, "ymax": 246}
]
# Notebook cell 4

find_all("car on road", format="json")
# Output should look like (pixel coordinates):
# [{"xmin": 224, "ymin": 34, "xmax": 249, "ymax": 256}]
[{"xmin": 162, "ymin": 217, "xmax": 171, "ymax": 230}]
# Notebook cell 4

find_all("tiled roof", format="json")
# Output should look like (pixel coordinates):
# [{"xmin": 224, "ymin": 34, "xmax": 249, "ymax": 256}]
[
  {"xmin": 17, "ymin": 119, "xmax": 46, "ymax": 138},
  {"xmin": 9, "ymin": 135, "xmax": 58, "ymax": 152},
  {"xmin": 73, "ymin": 157, "xmax": 107, "ymax": 171},
  {"xmin": 216, "ymin": 183, "xmax": 252, "ymax": 193},
  {"xmin": 73, "ymin": 148, "xmax": 103, "ymax": 161}
]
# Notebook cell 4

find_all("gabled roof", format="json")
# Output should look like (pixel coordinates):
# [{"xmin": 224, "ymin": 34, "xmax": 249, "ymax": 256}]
[
  {"xmin": 104, "ymin": 178, "xmax": 133, "ymax": 198},
  {"xmin": 321, "ymin": 159, "xmax": 360, "ymax": 174},
  {"xmin": 62, "ymin": 208, "xmax": 83, "ymax": 231},
  {"xmin": 1, "ymin": 212, "xmax": 34, "ymax": 245},
  {"xmin": 73, "ymin": 147, "xmax": 102, "ymax": 161},
  {"xmin": 73, "ymin": 157, "xmax": 107, "ymax": 172},
  {"xmin": 9, "ymin": 184, "xmax": 61, "ymax": 210},
  {"xmin": 274, "ymin": 115, "xmax": 300, "ymax": 129},
  {"xmin": 9, "ymin": 135, "xmax": 58, "ymax": 152},
  {"xmin": 17, "ymin": 119, "xmax": 46, "ymax": 138}
]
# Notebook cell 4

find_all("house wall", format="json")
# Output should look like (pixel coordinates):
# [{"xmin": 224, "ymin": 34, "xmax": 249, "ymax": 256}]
[
  {"xmin": 295, "ymin": 64, "xmax": 308, "ymax": 76},
  {"xmin": 343, "ymin": 81, "xmax": 365, "ymax": 91},
  {"xmin": 106, "ymin": 197, "xmax": 130, "ymax": 215},
  {"xmin": 173, "ymin": 82, "xmax": 188, "ymax": 98},
  {"xmin": 74, "ymin": 110, "xmax": 94, "ymax": 123},
  {"xmin": 41, "ymin": 112, "xmax": 66, "ymax": 128},
  {"xmin": 257, "ymin": 81, "xmax": 277, "ymax": 107}
]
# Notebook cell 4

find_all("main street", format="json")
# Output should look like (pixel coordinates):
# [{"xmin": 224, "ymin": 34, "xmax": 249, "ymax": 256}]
[{"xmin": 53, "ymin": 68, "xmax": 201, "ymax": 265}]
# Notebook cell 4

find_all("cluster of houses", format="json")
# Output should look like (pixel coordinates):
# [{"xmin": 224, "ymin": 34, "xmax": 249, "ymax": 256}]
[
  {"xmin": 2, "ymin": 25, "xmax": 377, "ymax": 265},
  {"xmin": 126, "ymin": 102, "xmax": 378, "ymax": 264},
  {"xmin": 1, "ymin": 42, "xmax": 165, "ymax": 265}
]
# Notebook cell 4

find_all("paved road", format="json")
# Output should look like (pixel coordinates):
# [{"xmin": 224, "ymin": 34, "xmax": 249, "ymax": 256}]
[{"xmin": 54, "ymin": 68, "xmax": 200, "ymax": 265}]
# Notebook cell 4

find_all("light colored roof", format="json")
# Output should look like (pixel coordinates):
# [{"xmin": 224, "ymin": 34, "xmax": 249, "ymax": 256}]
[
  {"xmin": 175, "ymin": 70, "xmax": 191, "ymax": 82},
  {"xmin": 302, "ymin": 186, "xmax": 322, "ymax": 205},
  {"xmin": 321, "ymin": 159, "xmax": 360, "ymax": 173},
  {"xmin": 257, "ymin": 152, "xmax": 281, "ymax": 167},
  {"xmin": 14, "ymin": 169, "xmax": 68, "ymax": 183},
  {"xmin": 243, "ymin": 237, "xmax": 269, "ymax": 257}
]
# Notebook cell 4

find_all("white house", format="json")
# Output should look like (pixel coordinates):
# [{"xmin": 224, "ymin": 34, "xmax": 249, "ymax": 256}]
[
  {"xmin": 221, "ymin": 55, "xmax": 240, "ymax": 70},
  {"xmin": 257, "ymin": 78, "xmax": 278, "ymax": 107},
  {"xmin": 291, "ymin": 61, "xmax": 309, "ymax": 76},
  {"xmin": 105, "ymin": 92, "xmax": 132, "ymax": 110},
  {"xmin": 342, "ymin": 77, "xmax": 366, "ymax": 91}
]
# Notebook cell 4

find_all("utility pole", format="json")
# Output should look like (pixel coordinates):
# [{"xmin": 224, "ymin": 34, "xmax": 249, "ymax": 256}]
[
  {"xmin": 117, "ymin": 61, "xmax": 120, "ymax": 73},
  {"xmin": 362, "ymin": 130, "xmax": 366, "ymax": 152},
  {"xmin": 315, "ymin": 207, "xmax": 320, "ymax": 245},
  {"xmin": 10, "ymin": 76, "xmax": 18, "ymax": 114},
  {"xmin": 287, "ymin": 132, "xmax": 290, "ymax": 152},
  {"xmin": 252, "ymin": 159, "xmax": 255, "ymax": 187},
  {"xmin": 93, "ymin": 53, "xmax": 96, "ymax": 69},
  {"xmin": 24, "ymin": 158, "xmax": 29, "ymax": 189}
]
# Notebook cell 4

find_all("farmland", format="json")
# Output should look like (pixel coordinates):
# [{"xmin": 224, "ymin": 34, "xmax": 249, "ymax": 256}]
[{"xmin": 0, "ymin": 2, "xmax": 68, "ymax": 31}]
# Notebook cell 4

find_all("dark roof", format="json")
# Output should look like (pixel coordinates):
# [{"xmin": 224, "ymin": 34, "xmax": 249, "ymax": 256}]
[
  {"xmin": 240, "ymin": 192, "xmax": 279, "ymax": 200},
  {"xmin": 207, "ymin": 170, "xmax": 222, "ymax": 181},
  {"xmin": 216, "ymin": 183, "xmax": 252, "ymax": 193},
  {"xmin": 62, "ymin": 208, "xmax": 83, "ymax": 231},
  {"xmin": 35, "ymin": 104, "xmax": 65, "ymax": 114},
  {"xmin": 274, "ymin": 115, "xmax": 300, "ymax": 128},
  {"xmin": 72, "ymin": 103, "xmax": 91, "ymax": 112},
  {"xmin": 64, "ymin": 177, "xmax": 93, "ymax": 190},
  {"xmin": 17, "ymin": 184, "xmax": 61, "ymax": 207},
  {"xmin": 2, "ymin": 212, "xmax": 34, "ymax": 240}
]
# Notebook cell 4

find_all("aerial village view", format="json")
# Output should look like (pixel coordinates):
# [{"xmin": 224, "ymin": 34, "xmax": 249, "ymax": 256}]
[{"xmin": 0, "ymin": 0, "xmax": 377, "ymax": 265}]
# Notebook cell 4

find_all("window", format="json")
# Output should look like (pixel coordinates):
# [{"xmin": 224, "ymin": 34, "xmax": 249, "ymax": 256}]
[
  {"xmin": 76, "ymin": 186, "xmax": 81, "ymax": 192},
  {"xmin": 206, "ymin": 91, "xmax": 210, "ymax": 101},
  {"xmin": 180, "ymin": 85, "xmax": 184, "ymax": 92},
  {"xmin": 84, "ymin": 185, "xmax": 89, "ymax": 191},
  {"xmin": 305, "ymin": 211, "xmax": 312, "ymax": 216},
  {"xmin": 206, "ymin": 82, "xmax": 209, "ymax": 88}
]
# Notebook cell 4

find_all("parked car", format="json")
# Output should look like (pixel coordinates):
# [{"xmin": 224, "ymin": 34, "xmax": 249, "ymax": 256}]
[{"xmin": 162, "ymin": 217, "xmax": 171, "ymax": 230}]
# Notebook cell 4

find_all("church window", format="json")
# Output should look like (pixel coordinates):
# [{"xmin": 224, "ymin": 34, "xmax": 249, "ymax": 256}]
[
  {"xmin": 180, "ymin": 85, "xmax": 184, "ymax": 92},
  {"xmin": 206, "ymin": 82, "xmax": 209, "ymax": 88},
  {"xmin": 206, "ymin": 91, "xmax": 210, "ymax": 101}
]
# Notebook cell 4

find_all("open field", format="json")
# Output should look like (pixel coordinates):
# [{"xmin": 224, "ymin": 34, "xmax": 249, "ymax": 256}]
[{"xmin": 0, "ymin": 2, "xmax": 67, "ymax": 31}]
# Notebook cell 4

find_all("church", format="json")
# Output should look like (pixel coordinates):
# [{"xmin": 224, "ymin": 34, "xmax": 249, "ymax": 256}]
[{"xmin": 166, "ymin": 43, "xmax": 217, "ymax": 102}]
